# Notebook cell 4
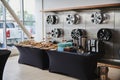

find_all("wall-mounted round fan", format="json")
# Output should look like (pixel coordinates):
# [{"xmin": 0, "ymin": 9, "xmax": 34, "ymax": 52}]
[
  {"xmin": 97, "ymin": 28, "xmax": 112, "ymax": 41},
  {"xmin": 91, "ymin": 12, "xmax": 105, "ymax": 24},
  {"xmin": 71, "ymin": 29, "xmax": 85, "ymax": 40},
  {"xmin": 51, "ymin": 28, "xmax": 64, "ymax": 38},
  {"xmin": 46, "ymin": 15, "xmax": 59, "ymax": 24},
  {"xmin": 71, "ymin": 29, "xmax": 77, "ymax": 39},
  {"xmin": 66, "ymin": 14, "xmax": 80, "ymax": 24}
]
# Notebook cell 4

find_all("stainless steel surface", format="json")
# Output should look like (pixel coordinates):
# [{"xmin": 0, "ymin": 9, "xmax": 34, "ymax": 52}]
[{"xmin": 102, "ymin": 59, "xmax": 120, "ymax": 63}]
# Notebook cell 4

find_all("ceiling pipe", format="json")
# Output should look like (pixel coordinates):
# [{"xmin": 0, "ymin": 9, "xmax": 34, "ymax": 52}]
[{"xmin": 1, "ymin": 0, "xmax": 33, "ymax": 39}]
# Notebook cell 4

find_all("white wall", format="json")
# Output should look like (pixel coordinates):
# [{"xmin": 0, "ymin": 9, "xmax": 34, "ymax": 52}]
[
  {"xmin": 34, "ymin": 0, "xmax": 120, "ymax": 41},
  {"xmin": 44, "ymin": 0, "xmax": 120, "ymax": 10},
  {"xmin": 44, "ymin": 0, "xmax": 120, "ymax": 58}
]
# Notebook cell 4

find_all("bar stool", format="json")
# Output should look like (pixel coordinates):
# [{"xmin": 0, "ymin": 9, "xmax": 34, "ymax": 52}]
[{"xmin": 0, "ymin": 49, "xmax": 11, "ymax": 80}]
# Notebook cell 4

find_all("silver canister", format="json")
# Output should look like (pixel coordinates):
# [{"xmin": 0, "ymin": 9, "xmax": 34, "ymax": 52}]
[{"xmin": 81, "ymin": 37, "xmax": 87, "ymax": 51}]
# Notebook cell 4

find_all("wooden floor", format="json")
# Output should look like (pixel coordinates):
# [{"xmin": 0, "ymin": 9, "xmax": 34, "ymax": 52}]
[
  {"xmin": 3, "ymin": 56, "xmax": 120, "ymax": 80},
  {"xmin": 107, "ymin": 67, "xmax": 120, "ymax": 80}
]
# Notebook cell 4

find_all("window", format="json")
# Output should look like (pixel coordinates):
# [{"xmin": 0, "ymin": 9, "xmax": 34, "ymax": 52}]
[
  {"xmin": 0, "ymin": 23, "xmax": 15, "ymax": 28},
  {"xmin": 24, "ymin": 0, "xmax": 36, "ymax": 35},
  {"xmin": 6, "ymin": 23, "xmax": 15, "ymax": 28},
  {"xmin": 0, "ymin": 23, "xmax": 3, "ymax": 28},
  {"xmin": 0, "ymin": 0, "xmax": 36, "ymax": 48}
]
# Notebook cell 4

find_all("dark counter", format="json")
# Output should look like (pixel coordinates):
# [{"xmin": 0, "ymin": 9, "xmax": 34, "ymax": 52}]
[
  {"xmin": 15, "ymin": 45, "xmax": 49, "ymax": 70},
  {"xmin": 47, "ymin": 50, "xmax": 99, "ymax": 80},
  {"xmin": 98, "ymin": 59, "xmax": 120, "ymax": 67}
]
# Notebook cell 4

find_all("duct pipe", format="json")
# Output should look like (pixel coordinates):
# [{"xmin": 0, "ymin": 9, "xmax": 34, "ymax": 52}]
[{"xmin": 1, "ymin": 0, "xmax": 33, "ymax": 39}]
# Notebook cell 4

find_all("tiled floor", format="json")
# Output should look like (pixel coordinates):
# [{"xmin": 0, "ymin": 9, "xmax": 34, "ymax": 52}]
[
  {"xmin": 3, "ymin": 56, "xmax": 120, "ymax": 80},
  {"xmin": 3, "ymin": 56, "xmax": 78, "ymax": 80}
]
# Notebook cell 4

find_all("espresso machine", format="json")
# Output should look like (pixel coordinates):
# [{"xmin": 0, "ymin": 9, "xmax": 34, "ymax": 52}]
[{"xmin": 87, "ymin": 39, "xmax": 104, "ymax": 53}]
